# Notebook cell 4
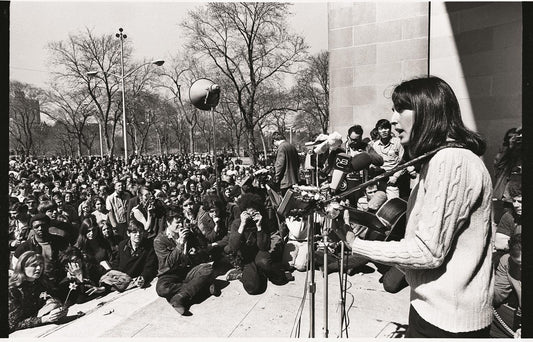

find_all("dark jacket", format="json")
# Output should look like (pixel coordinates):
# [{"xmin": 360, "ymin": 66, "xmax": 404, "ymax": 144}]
[
  {"xmin": 153, "ymin": 228, "xmax": 209, "ymax": 278},
  {"xmin": 57, "ymin": 261, "xmax": 108, "ymax": 306},
  {"xmin": 112, "ymin": 238, "xmax": 158, "ymax": 284},
  {"xmin": 14, "ymin": 234, "xmax": 69, "ymax": 284},
  {"xmin": 274, "ymin": 141, "xmax": 300, "ymax": 189},
  {"xmin": 226, "ymin": 218, "xmax": 270, "ymax": 264},
  {"xmin": 8, "ymin": 280, "xmax": 52, "ymax": 332}
]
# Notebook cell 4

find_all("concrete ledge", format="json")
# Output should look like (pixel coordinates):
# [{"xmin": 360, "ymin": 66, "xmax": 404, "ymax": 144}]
[{"xmin": 10, "ymin": 265, "xmax": 410, "ymax": 338}]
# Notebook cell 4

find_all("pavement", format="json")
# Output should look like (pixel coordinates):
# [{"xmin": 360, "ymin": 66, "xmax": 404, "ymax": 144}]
[{"xmin": 10, "ymin": 263, "xmax": 410, "ymax": 338}]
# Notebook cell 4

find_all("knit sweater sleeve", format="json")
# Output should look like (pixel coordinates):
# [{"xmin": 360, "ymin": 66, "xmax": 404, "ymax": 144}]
[{"xmin": 351, "ymin": 149, "xmax": 483, "ymax": 269}]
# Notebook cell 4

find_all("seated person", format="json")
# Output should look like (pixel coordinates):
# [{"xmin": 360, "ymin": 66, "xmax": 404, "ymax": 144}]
[
  {"xmin": 8, "ymin": 251, "xmax": 68, "ymax": 333},
  {"xmin": 494, "ymin": 181, "xmax": 521, "ymax": 267},
  {"xmin": 490, "ymin": 233, "xmax": 521, "ymax": 338},
  {"xmin": 129, "ymin": 187, "xmax": 167, "ymax": 239},
  {"xmin": 197, "ymin": 194, "xmax": 227, "ymax": 245},
  {"xmin": 281, "ymin": 215, "xmax": 308, "ymax": 272},
  {"xmin": 112, "ymin": 220, "xmax": 158, "ymax": 288},
  {"xmin": 13, "ymin": 214, "xmax": 69, "ymax": 285},
  {"xmin": 57, "ymin": 246, "xmax": 109, "ymax": 306},
  {"xmin": 224, "ymin": 193, "xmax": 290, "ymax": 295},
  {"xmin": 100, "ymin": 220, "xmax": 120, "ymax": 257},
  {"xmin": 9, "ymin": 203, "xmax": 30, "ymax": 251},
  {"xmin": 75, "ymin": 217, "xmax": 114, "ymax": 267},
  {"xmin": 153, "ymin": 207, "xmax": 219, "ymax": 316},
  {"xmin": 38, "ymin": 200, "xmax": 78, "ymax": 244}
]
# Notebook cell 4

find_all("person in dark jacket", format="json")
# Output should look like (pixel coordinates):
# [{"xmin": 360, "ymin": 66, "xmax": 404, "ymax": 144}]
[
  {"xmin": 224, "ymin": 193, "xmax": 290, "ymax": 295},
  {"xmin": 153, "ymin": 207, "xmax": 218, "ymax": 315},
  {"xmin": 112, "ymin": 220, "xmax": 158, "ymax": 288},
  {"xmin": 13, "ymin": 214, "xmax": 69, "ymax": 285},
  {"xmin": 57, "ymin": 246, "xmax": 109, "ymax": 306},
  {"xmin": 272, "ymin": 132, "xmax": 300, "ymax": 195},
  {"xmin": 8, "ymin": 251, "xmax": 67, "ymax": 333}
]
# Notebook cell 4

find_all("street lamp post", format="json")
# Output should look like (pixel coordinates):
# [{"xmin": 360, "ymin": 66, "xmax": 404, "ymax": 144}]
[
  {"xmin": 117, "ymin": 28, "xmax": 128, "ymax": 162},
  {"xmin": 86, "ymin": 27, "xmax": 163, "ymax": 161}
]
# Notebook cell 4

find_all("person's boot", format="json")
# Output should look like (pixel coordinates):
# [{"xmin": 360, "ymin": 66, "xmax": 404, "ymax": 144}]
[{"xmin": 170, "ymin": 292, "xmax": 191, "ymax": 316}]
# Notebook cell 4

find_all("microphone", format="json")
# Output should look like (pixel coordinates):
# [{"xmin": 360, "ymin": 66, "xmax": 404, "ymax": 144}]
[
  {"xmin": 330, "ymin": 153, "xmax": 352, "ymax": 192},
  {"xmin": 330, "ymin": 152, "xmax": 373, "ymax": 192},
  {"xmin": 350, "ymin": 152, "xmax": 372, "ymax": 171},
  {"xmin": 313, "ymin": 140, "xmax": 330, "ymax": 154}
]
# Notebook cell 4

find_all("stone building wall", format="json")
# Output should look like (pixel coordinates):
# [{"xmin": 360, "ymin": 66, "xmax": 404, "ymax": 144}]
[{"xmin": 328, "ymin": 2, "xmax": 522, "ymax": 177}]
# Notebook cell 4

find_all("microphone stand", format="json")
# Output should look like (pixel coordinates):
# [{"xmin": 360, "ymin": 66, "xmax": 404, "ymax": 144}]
[
  {"xmin": 322, "ymin": 218, "xmax": 330, "ymax": 338},
  {"xmin": 307, "ymin": 212, "xmax": 316, "ymax": 337}
]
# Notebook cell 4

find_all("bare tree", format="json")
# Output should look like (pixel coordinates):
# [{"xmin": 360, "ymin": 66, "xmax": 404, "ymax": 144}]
[
  {"xmin": 9, "ymin": 81, "xmax": 48, "ymax": 156},
  {"xmin": 293, "ymin": 50, "xmax": 329, "ymax": 133},
  {"xmin": 155, "ymin": 54, "xmax": 206, "ymax": 154},
  {"xmin": 43, "ymin": 85, "xmax": 96, "ymax": 156},
  {"xmin": 48, "ymin": 28, "xmax": 132, "ymax": 157},
  {"xmin": 182, "ymin": 2, "xmax": 308, "ymax": 161}
]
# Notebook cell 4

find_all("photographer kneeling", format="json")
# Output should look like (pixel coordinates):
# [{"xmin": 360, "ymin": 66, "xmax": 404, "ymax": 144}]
[{"xmin": 225, "ymin": 193, "xmax": 290, "ymax": 295}]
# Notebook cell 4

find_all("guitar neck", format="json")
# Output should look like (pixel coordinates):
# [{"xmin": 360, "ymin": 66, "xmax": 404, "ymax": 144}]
[{"xmin": 330, "ymin": 143, "xmax": 464, "ymax": 202}]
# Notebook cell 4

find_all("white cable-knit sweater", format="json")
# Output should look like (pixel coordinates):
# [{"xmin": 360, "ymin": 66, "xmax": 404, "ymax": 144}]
[{"xmin": 352, "ymin": 148, "xmax": 494, "ymax": 333}]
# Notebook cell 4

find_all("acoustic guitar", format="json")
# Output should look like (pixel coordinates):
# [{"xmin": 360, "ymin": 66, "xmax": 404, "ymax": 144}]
[{"xmin": 343, "ymin": 197, "xmax": 407, "ymax": 241}]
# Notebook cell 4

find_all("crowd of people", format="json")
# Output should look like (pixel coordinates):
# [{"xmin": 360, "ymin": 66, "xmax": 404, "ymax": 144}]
[{"xmin": 8, "ymin": 76, "xmax": 522, "ymax": 338}]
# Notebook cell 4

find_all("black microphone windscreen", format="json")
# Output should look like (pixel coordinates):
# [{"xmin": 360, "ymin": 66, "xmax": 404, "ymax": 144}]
[{"xmin": 351, "ymin": 152, "xmax": 372, "ymax": 171}]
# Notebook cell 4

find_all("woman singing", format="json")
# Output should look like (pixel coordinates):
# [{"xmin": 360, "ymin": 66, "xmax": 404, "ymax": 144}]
[{"xmin": 347, "ymin": 76, "xmax": 493, "ymax": 337}]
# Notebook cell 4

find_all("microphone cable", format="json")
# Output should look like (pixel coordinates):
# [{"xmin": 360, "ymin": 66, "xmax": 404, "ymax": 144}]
[{"xmin": 290, "ymin": 252, "xmax": 310, "ymax": 338}]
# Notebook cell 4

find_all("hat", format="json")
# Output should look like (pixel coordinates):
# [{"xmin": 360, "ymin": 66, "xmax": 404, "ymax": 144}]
[
  {"xmin": 368, "ymin": 191, "xmax": 387, "ymax": 211},
  {"xmin": 29, "ymin": 213, "xmax": 51, "ymax": 227}
]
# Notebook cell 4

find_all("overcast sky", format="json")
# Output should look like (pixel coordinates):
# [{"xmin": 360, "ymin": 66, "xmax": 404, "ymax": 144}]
[{"xmin": 10, "ymin": 1, "xmax": 328, "ymax": 89}]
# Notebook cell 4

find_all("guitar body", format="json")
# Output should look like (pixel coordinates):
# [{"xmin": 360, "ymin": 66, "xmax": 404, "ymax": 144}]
[{"xmin": 345, "ymin": 197, "xmax": 407, "ymax": 241}]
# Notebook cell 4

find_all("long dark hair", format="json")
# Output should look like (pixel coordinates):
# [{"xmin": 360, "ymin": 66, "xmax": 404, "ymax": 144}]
[
  {"xmin": 75, "ymin": 217, "xmax": 107, "ymax": 253},
  {"xmin": 392, "ymin": 76, "xmax": 486, "ymax": 158}
]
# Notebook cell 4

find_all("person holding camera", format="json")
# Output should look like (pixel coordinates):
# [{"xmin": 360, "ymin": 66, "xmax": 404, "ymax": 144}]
[
  {"xmin": 130, "ymin": 187, "xmax": 166, "ymax": 240},
  {"xmin": 225, "ymin": 193, "xmax": 290, "ymax": 295},
  {"xmin": 153, "ymin": 207, "xmax": 219, "ymax": 316}
]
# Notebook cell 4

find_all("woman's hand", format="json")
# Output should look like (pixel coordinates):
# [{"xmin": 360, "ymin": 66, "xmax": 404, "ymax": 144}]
[
  {"xmin": 85, "ymin": 285, "xmax": 106, "ymax": 296},
  {"xmin": 66, "ymin": 262, "xmax": 83, "ymax": 282},
  {"xmin": 41, "ymin": 306, "xmax": 68, "ymax": 323}
]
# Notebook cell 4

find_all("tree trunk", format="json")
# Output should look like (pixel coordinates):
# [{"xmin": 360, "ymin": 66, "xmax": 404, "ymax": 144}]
[
  {"xmin": 246, "ymin": 124, "xmax": 258, "ymax": 162},
  {"xmin": 189, "ymin": 126, "xmax": 194, "ymax": 154}
]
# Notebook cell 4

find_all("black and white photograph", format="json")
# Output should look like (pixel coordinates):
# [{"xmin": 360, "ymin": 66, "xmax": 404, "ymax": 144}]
[{"xmin": 7, "ymin": 1, "xmax": 527, "ymax": 339}]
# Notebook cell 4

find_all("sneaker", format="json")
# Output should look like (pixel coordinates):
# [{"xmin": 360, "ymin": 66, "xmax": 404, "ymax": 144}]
[
  {"xmin": 170, "ymin": 293, "xmax": 190, "ymax": 316},
  {"xmin": 226, "ymin": 268, "xmax": 243, "ymax": 281},
  {"xmin": 209, "ymin": 283, "xmax": 221, "ymax": 297}
]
